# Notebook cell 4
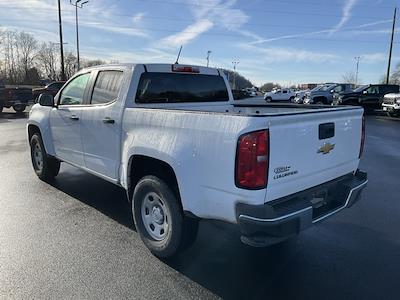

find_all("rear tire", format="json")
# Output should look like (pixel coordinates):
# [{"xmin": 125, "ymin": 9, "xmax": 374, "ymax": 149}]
[
  {"xmin": 30, "ymin": 133, "xmax": 60, "ymax": 180},
  {"xmin": 132, "ymin": 176, "xmax": 198, "ymax": 258},
  {"xmin": 387, "ymin": 111, "xmax": 399, "ymax": 118},
  {"xmin": 13, "ymin": 104, "xmax": 26, "ymax": 113}
]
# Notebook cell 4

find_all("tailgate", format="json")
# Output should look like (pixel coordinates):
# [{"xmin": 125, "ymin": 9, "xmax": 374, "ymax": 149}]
[{"xmin": 265, "ymin": 108, "xmax": 363, "ymax": 203}]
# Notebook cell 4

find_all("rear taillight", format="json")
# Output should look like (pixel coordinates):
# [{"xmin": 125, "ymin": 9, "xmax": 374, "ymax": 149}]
[
  {"xmin": 235, "ymin": 129, "xmax": 269, "ymax": 189},
  {"xmin": 359, "ymin": 115, "xmax": 365, "ymax": 158}
]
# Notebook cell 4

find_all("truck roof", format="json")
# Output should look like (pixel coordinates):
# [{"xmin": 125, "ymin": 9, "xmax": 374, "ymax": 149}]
[{"xmin": 80, "ymin": 63, "xmax": 220, "ymax": 75}]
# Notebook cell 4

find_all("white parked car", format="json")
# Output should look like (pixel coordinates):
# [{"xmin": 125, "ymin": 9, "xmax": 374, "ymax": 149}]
[
  {"xmin": 27, "ymin": 63, "xmax": 368, "ymax": 258},
  {"xmin": 293, "ymin": 90, "xmax": 309, "ymax": 104},
  {"xmin": 382, "ymin": 93, "xmax": 400, "ymax": 117},
  {"xmin": 264, "ymin": 89, "xmax": 295, "ymax": 102}
]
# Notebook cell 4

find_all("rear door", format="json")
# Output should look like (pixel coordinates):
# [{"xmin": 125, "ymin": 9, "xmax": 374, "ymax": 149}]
[
  {"xmin": 50, "ymin": 72, "xmax": 91, "ymax": 166},
  {"xmin": 80, "ymin": 69, "xmax": 125, "ymax": 180},
  {"xmin": 265, "ymin": 108, "xmax": 363, "ymax": 202}
]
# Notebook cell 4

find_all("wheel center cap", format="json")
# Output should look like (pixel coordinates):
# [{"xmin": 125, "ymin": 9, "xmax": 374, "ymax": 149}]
[{"xmin": 152, "ymin": 206, "xmax": 164, "ymax": 224}]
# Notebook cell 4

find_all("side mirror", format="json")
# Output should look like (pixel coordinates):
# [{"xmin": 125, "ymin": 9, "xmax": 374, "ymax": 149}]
[
  {"xmin": 330, "ymin": 89, "xmax": 334, "ymax": 93},
  {"xmin": 362, "ymin": 90, "xmax": 367, "ymax": 94},
  {"xmin": 38, "ymin": 93, "xmax": 54, "ymax": 107}
]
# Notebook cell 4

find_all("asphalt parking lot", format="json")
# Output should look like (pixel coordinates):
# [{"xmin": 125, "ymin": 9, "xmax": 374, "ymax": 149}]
[{"xmin": 1, "ymin": 105, "xmax": 399, "ymax": 299}]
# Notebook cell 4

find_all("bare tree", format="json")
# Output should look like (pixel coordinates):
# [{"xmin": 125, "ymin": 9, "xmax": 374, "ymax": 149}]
[
  {"xmin": 342, "ymin": 71, "xmax": 357, "ymax": 85},
  {"xmin": 64, "ymin": 51, "xmax": 77, "ymax": 79},
  {"xmin": 15, "ymin": 32, "xmax": 37, "ymax": 82},
  {"xmin": 37, "ymin": 42, "xmax": 58, "ymax": 80}
]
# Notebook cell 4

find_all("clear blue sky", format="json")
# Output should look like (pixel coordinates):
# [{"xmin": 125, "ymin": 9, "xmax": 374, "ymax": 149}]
[{"xmin": 1, "ymin": 0, "xmax": 399, "ymax": 86}]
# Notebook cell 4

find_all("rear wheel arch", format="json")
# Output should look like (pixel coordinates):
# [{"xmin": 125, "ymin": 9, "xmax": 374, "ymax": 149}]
[
  {"xmin": 314, "ymin": 96, "xmax": 327, "ymax": 104},
  {"xmin": 127, "ymin": 155, "xmax": 181, "ymax": 207}
]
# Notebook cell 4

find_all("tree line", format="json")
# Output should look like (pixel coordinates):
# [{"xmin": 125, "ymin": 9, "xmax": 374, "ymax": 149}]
[{"xmin": 0, "ymin": 30, "xmax": 106, "ymax": 85}]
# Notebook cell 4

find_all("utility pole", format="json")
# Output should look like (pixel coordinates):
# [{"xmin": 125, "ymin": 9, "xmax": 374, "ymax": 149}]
[
  {"xmin": 354, "ymin": 56, "xmax": 360, "ymax": 87},
  {"xmin": 71, "ymin": 0, "xmax": 89, "ymax": 71},
  {"xmin": 386, "ymin": 7, "xmax": 396, "ymax": 84},
  {"xmin": 206, "ymin": 50, "xmax": 211, "ymax": 67},
  {"xmin": 57, "ymin": 0, "xmax": 65, "ymax": 80},
  {"xmin": 232, "ymin": 61, "xmax": 239, "ymax": 90}
]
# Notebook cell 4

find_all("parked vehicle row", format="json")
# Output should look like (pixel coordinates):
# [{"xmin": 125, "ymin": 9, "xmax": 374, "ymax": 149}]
[
  {"xmin": 332, "ymin": 84, "xmax": 400, "ymax": 112},
  {"xmin": 303, "ymin": 83, "xmax": 353, "ymax": 105},
  {"xmin": 0, "ymin": 80, "xmax": 66, "ymax": 113},
  {"xmin": 262, "ymin": 82, "xmax": 400, "ymax": 117}
]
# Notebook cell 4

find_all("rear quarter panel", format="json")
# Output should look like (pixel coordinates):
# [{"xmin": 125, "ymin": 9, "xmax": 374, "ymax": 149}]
[{"xmin": 120, "ymin": 109, "xmax": 268, "ymax": 223}]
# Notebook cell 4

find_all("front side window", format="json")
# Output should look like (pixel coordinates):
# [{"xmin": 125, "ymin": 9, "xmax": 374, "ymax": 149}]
[
  {"xmin": 59, "ymin": 73, "xmax": 91, "ymax": 105},
  {"xmin": 135, "ymin": 72, "xmax": 229, "ymax": 103},
  {"xmin": 365, "ymin": 86, "xmax": 379, "ymax": 94},
  {"xmin": 52, "ymin": 82, "xmax": 65, "ymax": 90},
  {"xmin": 333, "ymin": 85, "xmax": 344, "ymax": 93},
  {"xmin": 91, "ymin": 71, "xmax": 123, "ymax": 105}
]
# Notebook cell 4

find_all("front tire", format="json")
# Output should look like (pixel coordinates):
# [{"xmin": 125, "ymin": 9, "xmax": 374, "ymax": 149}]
[
  {"xmin": 387, "ymin": 111, "xmax": 399, "ymax": 118},
  {"xmin": 265, "ymin": 97, "xmax": 272, "ymax": 102},
  {"xmin": 13, "ymin": 104, "xmax": 26, "ymax": 113},
  {"xmin": 30, "ymin": 133, "xmax": 60, "ymax": 180},
  {"xmin": 132, "ymin": 176, "xmax": 198, "ymax": 258}
]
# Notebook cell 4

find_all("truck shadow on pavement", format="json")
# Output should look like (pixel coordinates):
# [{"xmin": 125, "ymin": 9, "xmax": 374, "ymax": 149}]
[
  {"xmin": 48, "ymin": 165, "xmax": 399, "ymax": 300},
  {"xmin": 50, "ymin": 166, "xmax": 134, "ymax": 229},
  {"xmin": 0, "ymin": 111, "xmax": 28, "ymax": 122}
]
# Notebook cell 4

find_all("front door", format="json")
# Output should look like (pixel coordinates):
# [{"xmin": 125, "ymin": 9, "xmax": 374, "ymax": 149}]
[
  {"xmin": 80, "ymin": 70, "xmax": 124, "ymax": 180},
  {"xmin": 50, "ymin": 72, "xmax": 91, "ymax": 166}
]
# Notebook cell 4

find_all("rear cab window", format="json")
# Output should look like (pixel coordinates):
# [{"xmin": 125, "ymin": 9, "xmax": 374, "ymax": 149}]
[{"xmin": 135, "ymin": 72, "xmax": 229, "ymax": 103}]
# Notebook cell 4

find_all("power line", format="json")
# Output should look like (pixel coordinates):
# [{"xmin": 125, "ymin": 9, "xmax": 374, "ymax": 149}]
[
  {"xmin": 0, "ymin": 4, "xmax": 394, "ymax": 21},
  {"xmin": 0, "ymin": 8, "xmax": 395, "ymax": 31},
  {"xmin": 0, "ymin": 17, "xmax": 397, "ymax": 45}
]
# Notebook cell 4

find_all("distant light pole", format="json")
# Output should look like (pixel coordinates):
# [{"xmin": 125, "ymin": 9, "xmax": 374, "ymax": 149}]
[
  {"xmin": 57, "ymin": 0, "xmax": 65, "ymax": 80},
  {"xmin": 70, "ymin": 0, "xmax": 89, "ymax": 70},
  {"xmin": 354, "ymin": 56, "xmax": 361, "ymax": 87},
  {"xmin": 232, "ymin": 61, "xmax": 239, "ymax": 90},
  {"xmin": 206, "ymin": 50, "xmax": 211, "ymax": 67},
  {"xmin": 386, "ymin": 7, "xmax": 397, "ymax": 84}
]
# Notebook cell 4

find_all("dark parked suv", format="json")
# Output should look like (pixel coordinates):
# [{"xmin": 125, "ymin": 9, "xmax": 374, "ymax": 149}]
[
  {"xmin": 333, "ymin": 84, "xmax": 400, "ymax": 111},
  {"xmin": 32, "ymin": 81, "xmax": 66, "ymax": 102}
]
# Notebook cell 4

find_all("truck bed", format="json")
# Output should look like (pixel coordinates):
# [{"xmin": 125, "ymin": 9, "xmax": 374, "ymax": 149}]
[{"xmin": 138, "ymin": 102, "xmax": 361, "ymax": 117}]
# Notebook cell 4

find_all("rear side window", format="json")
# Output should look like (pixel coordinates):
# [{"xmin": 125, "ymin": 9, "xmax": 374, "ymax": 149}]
[
  {"xmin": 91, "ymin": 71, "xmax": 123, "ymax": 104},
  {"xmin": 135, "ymin": 72, "xmax": 229, "ymax": 103},
  {"xmin": 380, "ymin": 85, "xmax": 399, "ymax": 94}
]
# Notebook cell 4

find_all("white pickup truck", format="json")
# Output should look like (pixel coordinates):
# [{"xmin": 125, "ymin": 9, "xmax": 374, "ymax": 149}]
[{"xmin": 28, "ymin": 63, "xmax": 367, "ymax": 258}]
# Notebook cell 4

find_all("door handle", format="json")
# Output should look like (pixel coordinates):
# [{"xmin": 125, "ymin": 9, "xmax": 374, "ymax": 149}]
[
  {"xmin": 69, "ymin": 115, "xmax": 79, "ymax": 120},
  {"xmin": 103, "ymin": 117, "xmax": 115, "ymax": 124}
]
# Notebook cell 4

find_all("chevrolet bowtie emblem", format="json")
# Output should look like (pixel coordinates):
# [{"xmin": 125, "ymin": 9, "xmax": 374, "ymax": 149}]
[{"xmin": 318, "ymin": 142, "xmax": 335, "ymax": 154}]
